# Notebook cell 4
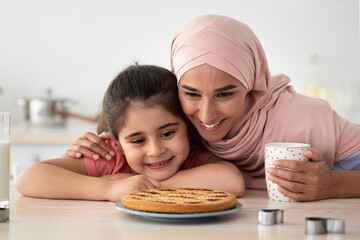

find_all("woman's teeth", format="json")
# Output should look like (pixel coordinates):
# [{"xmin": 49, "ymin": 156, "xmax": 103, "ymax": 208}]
[
  {"xmin": 149, "ymin": 159, "xmax": 170, "ymax": 167},
  {"xmin": 202, "ymin": 120, "xmax": 223, "ymax": 129}
]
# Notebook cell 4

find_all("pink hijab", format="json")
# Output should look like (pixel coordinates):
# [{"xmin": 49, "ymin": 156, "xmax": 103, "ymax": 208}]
[{"xmin": 170, "ymin": 14, "xmax": 360, "ymax": 189}]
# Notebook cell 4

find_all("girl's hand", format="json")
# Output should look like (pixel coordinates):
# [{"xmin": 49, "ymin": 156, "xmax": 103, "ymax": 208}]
[
  {"xmin": 267, "ymin": 148, "xmax": 336, "ymax": 201},
  {"xmin": 106, "ymin": 175, "xmax": 161, "ymax": 202},
  {"xmin": 66, "ymin": 131, "xmax": 115, "ymax": 161}
]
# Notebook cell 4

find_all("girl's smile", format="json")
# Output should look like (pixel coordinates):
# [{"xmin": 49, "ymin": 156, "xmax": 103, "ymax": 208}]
[
  {"xmin": 118, "ymin": 103, "xmax": 190, "ymax": 181},
  {"xmin": 146, "ymin": 156, "xmax": 173, "ymax": 169}
]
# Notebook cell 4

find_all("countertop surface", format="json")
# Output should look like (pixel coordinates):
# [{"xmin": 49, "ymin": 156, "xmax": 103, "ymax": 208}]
[
  {"xmin": 1, "ymin": 187, "xmax": 360, "ymax": 240},
  {"xmin": 11, "ymin": 119, "xmax": 97, "ymax": 144}
]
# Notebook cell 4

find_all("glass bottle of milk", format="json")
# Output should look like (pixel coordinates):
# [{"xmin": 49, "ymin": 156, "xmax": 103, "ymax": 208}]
[
  {"xmin": 304, "ymin": 53, "xmax": 327, "ymax": 99},
  {"xmin": 0, "ymin": 112, "xmax": 10, "ymax": 222}
]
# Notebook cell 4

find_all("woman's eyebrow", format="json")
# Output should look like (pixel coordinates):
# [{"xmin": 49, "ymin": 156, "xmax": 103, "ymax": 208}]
[
  {"xmin": 214, "ymin": 84, "xmax": 238, "ymax": 92},
  {"xmin": 180, "ymin": 84, "xmax": 238, "ymax": 92},
  {"xmin": 180, "ymin": 84, "xmax": 199, "ymax": 92}
]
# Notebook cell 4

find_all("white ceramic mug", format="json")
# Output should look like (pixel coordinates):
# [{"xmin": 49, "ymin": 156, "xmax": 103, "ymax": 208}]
[{"xmin": 264, "ymin": 142, "xmax": 311, "ymax": 201}]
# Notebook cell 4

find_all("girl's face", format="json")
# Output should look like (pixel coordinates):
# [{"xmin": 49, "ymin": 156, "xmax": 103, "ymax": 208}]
[
  {"xmin": 118, "ymin": 103, "xmax": 190, "ymax": 181},
  {"xmin": 178, "ymin": 64, "xmax": 247, "ymax": 142}
]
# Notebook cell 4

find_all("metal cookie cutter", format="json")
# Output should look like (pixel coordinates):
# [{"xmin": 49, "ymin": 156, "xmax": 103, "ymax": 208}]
[
  {"xmin": 258, "ymin": 209, "xmax": 284, "ymax": 225},
  {"xmin": 305, "ymin": 217, "xmax": 345, "ymax": 235}
]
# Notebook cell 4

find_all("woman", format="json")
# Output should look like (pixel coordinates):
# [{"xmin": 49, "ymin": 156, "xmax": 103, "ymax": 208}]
[{"xmin": 67, "ymin": 15, "xmax": 360, "ymax": 201}]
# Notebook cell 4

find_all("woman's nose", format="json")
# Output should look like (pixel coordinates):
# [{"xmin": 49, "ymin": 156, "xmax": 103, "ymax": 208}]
[
  {"xmin": 147, "ymin": 139, "xmax": 165, "ymax": 157},
  {"xmin": 198, "ymin": 98, "xmax": 217, "ymax": 124}
]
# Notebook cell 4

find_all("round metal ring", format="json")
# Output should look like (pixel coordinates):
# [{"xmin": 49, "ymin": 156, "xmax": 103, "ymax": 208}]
[{"xmin": 258, "ymin": 209, "xmax": 284, "ymax": 225}]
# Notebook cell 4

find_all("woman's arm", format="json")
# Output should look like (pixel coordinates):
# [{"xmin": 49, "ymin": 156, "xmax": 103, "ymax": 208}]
[
  {"xmin": 14, "ymin": 157, "xmax": 159, "ymax": 202},
  {"xmin": 267, "ymin": 148, "xmax": 360, "ymax": 201},
  {"xmin": 160, "ymin": 156, "xmax": 245, "ymax": 197}
]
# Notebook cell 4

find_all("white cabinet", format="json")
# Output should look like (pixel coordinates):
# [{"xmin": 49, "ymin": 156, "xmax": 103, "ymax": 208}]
[
  {"xmin": 10, "ymin": 144, "xmax": 70, "ymax": 183},
  {"xmin": 10, "ymin": 120, "xmax": 97, "ymax": 184}
]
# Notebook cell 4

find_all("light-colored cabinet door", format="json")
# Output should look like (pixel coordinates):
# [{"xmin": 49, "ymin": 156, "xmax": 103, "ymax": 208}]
[{"xmin": 10, "ymin": 144, "xmax": 69, "ymax": 184}]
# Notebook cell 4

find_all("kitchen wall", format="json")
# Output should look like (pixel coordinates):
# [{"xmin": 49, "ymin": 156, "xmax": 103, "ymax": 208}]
[{"xmin": 1, "ymin": 0, "xmax": 360, "ymax": 123}]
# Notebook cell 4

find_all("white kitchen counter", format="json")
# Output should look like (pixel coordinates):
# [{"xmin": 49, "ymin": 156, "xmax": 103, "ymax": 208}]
[
  {"xmin": 3, "ymin": 187, "xmax": 360, "ymax": 240},
  {"xmin": 11, "ymin": 119, "xmax": 97, "ymax": 144}
]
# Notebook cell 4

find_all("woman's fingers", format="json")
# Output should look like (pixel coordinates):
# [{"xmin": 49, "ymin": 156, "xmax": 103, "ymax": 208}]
[
  {"xmin": 277, "ymin": 186, "xmax": 309, "ymax": 201},
  {"xmin": 78, "ymin": 132, "xmax": 113, "ymax": 152},
  {"xmin": 69, "ymin": 143, "xmax": 100, "ymax": 160},
  {"xmin": 273, "ymin": 159, "xmax": 315, "ymax": 173},
  {"xmin": 267, "ymin": 167, "xmax": 306, "ymax": 183},
  {"xmin": 66, "ymin": 149, "xmax": 82, "ymax": 159},
  {"xmin": 69, "ymin": 132, "xmax": 115, "ymax": 160},
  {"xmin": 99, "ymin": 131, "xmax": 113, "ymax": 140},
  {"xmin": 269, "ymin": 173, "xmax": 318, "ymax": 201}
]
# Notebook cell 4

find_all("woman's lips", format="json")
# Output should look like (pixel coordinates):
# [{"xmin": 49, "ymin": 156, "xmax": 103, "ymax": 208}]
[
  {"xmin": 198, "ymin": 119, "xmax": 225, "ymax": 131},
  {"xmin": 146, "ymin": 157, "xmax": 173, "ymax": 169}
]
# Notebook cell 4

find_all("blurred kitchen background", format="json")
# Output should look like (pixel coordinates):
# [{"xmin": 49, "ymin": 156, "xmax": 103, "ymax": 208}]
[{"xmin": 0, "ymin": 0, "xmax": 359, "ymax": 183}]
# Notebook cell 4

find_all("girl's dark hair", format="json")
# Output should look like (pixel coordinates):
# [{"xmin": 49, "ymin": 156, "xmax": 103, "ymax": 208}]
[{"xmin": 97, "ymin": 64, "xmax": 198, "ymax": 143}]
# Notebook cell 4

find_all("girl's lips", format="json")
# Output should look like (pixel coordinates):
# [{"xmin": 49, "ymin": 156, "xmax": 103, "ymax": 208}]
[{"xmin": 146, "ymin": 157, "xmax": 173, "ymax": 169}]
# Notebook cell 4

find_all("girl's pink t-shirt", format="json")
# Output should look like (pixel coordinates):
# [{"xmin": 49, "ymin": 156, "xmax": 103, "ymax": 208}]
[{"xmin": 84, "ymin": 140, "xmax": 213, "ymax": 177}]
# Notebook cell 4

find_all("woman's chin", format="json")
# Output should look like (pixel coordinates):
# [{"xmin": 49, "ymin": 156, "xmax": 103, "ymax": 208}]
[{"xmin": 197, "ymin": 129, "xmax": 227, "ymax": 142}]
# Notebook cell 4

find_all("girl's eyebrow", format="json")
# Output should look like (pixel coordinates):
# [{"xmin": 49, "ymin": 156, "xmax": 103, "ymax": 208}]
[
  {"xmin": 180, "ymin": 84, "xmax": 238, "ymax": 92},
  {"xmin": 124, "ymin": 122, "xmax": 179, "ymax": 140},
  {"xmin": 159, "ymin": 122, "xmax": 179, "ymax": 130}
]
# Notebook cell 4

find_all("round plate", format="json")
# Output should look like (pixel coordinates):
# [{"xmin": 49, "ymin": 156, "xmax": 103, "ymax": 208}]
[{"xmin": 114, "ymin": 201, "xmax": 243, "ymax": 219}]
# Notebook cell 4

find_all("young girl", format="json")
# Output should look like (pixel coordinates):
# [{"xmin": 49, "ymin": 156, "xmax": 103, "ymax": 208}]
[{"xmin": 15, "ymin": 64, "xmax": 245, "ymax": 202}]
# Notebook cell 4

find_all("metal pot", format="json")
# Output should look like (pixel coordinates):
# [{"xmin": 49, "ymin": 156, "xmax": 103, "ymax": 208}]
[{"xmin": 15, "ymin": 89, "xmax": 75, "ymax": 126}]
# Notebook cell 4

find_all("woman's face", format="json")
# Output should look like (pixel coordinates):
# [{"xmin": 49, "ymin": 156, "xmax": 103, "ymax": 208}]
[
  {"xmin": 178, "ymin": 64, "xmax": 247, "ymax": 142},
  {"xmin": 118, "ymin": 103, "xmax": 190, "ymax": 181}
]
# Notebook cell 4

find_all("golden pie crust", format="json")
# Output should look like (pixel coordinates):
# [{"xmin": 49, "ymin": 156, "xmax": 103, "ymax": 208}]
[{"xmin": 121, "ymin": 188, "xmax": 237, "ymax": 214}]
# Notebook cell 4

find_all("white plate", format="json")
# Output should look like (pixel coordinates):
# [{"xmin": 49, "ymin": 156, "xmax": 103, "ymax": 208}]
[{"xmin": 114, "ymin": 201, "xmax": 243, "ymax": 219}]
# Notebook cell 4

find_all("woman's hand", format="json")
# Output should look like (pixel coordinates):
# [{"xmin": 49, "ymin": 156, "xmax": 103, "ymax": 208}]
[
  {"xmin": 106, "ymin": 175, "xmax": 161, "ymax": 202},
  {"xmin": 267, "ymin": 148, "xmax": 336, "ymax": 201},
  {"xmin": 66, "ymin": 131, "xmax": 115, "ymax": 161}
]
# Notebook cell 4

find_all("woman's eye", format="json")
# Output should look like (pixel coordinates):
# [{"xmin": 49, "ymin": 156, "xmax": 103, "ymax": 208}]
[
  {"xmin": 131, "ymin": 138, "xmax": 145, "ymax": 144},
  {"xmin": 184, "ymin": 92, "xmax": 200, "ymax": 98},
  {"xmin": 216, "ymin": 92, "xmax": 234, "ymax": 98},
  {"xmin": 161, "ymin": 131, "xmax": 175, "ymax": 138}
]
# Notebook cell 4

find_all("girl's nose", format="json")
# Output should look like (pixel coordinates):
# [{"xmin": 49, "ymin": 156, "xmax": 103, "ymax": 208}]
[
  {"xmin": 198, "ymin": 98, "xmax": 217, "ymax": 124},
  {"xmin": 147, "ymin": 139, "xmax": 166, "ymax": 157}
]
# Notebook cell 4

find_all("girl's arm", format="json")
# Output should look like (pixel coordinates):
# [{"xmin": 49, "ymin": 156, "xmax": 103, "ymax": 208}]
[
  {"xmin": 15, "ymin": 157, "xmax": 159, "ymax": 202},
  {"xmin": 160, "ymin": 156, "xmax": 245, "ymax": 197}
]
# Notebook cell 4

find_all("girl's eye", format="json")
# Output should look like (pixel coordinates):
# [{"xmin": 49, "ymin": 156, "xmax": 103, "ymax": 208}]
[
  {"xmin": 161, "ymin": 130, "xmax": 175, "ymax": 138},
  {"xmin": 184, "ymin": 92, "xmax": 201, "ymax": 98},
  {"xmin": 216, "ymin": 92, "xmax": 234, "ymax": 98},
  {"xmin": 131, "ymin": 138, "xmax": 145, "ymax": 144}
]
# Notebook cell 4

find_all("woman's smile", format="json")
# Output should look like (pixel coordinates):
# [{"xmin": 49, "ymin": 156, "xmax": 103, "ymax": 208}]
[{"xmin": 199, "ymin": 119, "xmax": 225, "ymax": 130}]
